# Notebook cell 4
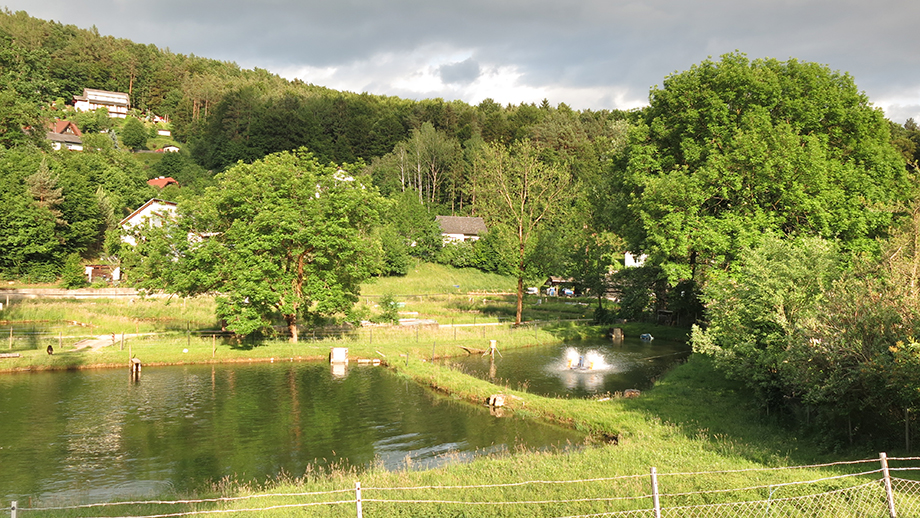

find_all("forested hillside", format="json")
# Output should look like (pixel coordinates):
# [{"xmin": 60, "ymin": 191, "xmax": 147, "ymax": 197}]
[{"xmin": 0, "ymin": 8, "xmax": 629, "ymax": 282}]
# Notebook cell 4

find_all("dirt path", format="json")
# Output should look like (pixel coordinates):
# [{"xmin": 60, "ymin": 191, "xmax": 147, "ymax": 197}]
[{"xmin": 73, "ymin": 334, "xmax": 149, "ymax": 352}]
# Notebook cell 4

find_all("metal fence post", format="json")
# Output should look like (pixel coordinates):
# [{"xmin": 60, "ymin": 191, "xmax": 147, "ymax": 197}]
[
  {"xmin": 355, "ymin": 481, "xmax": 363, "ymax": 518},
  {"xmin": 881, "ymin": 452, "xmax": 897, "ymax": 518},
  {"xmin": 651, "ymin": 467, "xmax": 661, "ymax": 518}
]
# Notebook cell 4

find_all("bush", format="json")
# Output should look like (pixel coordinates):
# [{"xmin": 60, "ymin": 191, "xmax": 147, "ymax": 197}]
[
  {"xmin": 379, "ymin": 226, "xmax": 410, "ymax": 276},
  {"xmin": 373, "ymin": 293, "xmax": 400, "ymax": 324},
  {"xmin": 120, "ymin": 116, "xmax": 148, "ymax": 150},
  {"xmin": 59, "ymin": 254, "xmax": 86, "ymax": 289}
]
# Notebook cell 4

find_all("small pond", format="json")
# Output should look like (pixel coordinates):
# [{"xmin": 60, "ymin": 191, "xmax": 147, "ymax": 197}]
[
  {"xmin": 447, "ymin": 337, "xmax": 691, "ymax": 398},
  {"xmin": 0, "ymin": 362, "xmax": 582, "ymax": 504}
]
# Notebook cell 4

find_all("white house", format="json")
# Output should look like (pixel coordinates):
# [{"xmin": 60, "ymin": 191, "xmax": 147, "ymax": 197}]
[
  {"xmin": 45, "ymin": 119, "xmax": 83, "ymax": 151},
  {"xmin": 435, "ymin": 216, "xmax": 487, "ymax": 244},
  {"xmin": 73, "ymin": 88, "xmax": 130, "ymax": 118},
  {"xmin": 625, "ymin": 252, "xmax": 648, "ymax": 268},
  {"xmin": 120, "ymin": 198, "xmax": 178, "ymax": 246}
]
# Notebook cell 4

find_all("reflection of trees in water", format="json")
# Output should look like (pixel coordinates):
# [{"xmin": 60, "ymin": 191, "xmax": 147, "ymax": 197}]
[{"xmin": 0, "ymin": 364, "xmax": 582, "ymax": 501}]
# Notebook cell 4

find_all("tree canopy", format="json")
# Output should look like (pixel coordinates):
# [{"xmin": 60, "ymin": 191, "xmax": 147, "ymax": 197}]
[
  {"xmin": 123, "ymin": 148, "xmax": 382, "ymax": 341},
  {"xmin": 606, "ymin": 52, "xmax": 910, "ymax": 284}
]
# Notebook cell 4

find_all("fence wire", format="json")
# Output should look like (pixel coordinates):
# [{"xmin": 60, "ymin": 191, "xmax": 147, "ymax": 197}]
[{"xmin": 10, "ymin": 456, "xmax": 920, "ymax": 518}]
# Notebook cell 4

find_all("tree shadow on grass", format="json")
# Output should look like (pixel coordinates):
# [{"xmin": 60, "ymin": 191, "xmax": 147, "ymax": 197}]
[{"xmin": 625, "ymin": 354, "xmax": 832, "ymax": 467}]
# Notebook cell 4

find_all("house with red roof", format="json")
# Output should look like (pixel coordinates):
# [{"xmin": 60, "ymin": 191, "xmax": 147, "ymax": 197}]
[{"xmin": 46, "ymin": 119, "xmax": 83, "ymax": 151}]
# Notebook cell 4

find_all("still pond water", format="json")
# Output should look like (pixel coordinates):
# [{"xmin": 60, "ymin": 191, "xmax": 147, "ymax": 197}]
[
  {"xmin": 0, "ymin": 338, "xmax": 689, "ymax": 504},
  {"xmin": 0, "ymin": 362, "xmax": 582, "ymax": 504},
  {"xmin": 448, "ymin": 337, "xmax": 691, "ymax": 398}
]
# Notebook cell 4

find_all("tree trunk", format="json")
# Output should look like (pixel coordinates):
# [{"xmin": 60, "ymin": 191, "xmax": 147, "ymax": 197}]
[
  {"xmin": 285, "ymin": 314, "xmax": 298, "ymax": 343},
  {"xmin": 516, "ymin": 234, "xmax": 525, "ymax": 325},
  {"xmin": 516, "ymin": 275, "xmax": 524, "ymax": 325}
]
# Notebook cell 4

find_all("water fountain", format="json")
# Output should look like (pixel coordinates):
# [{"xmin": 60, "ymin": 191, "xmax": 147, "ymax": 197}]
[{"xmin": 564, "ymin": 347, "xmax": 609, "ymax": 371}]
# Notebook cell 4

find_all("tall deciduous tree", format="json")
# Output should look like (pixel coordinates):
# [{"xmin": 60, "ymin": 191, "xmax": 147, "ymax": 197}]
[
  {"xmin": 607, "ymin": 52, "xmax": 909, "ymax": 285},
  {"xmin": 475, "ymin": 141, "xmax": 571, "ymax": 324},
  {"xmin": 124, "ymin": 148, "xmax": 382, "ymax": 341}
]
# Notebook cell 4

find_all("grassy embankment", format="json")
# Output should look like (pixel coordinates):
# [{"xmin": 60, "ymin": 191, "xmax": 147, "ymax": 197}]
[{"xmin": 3, "ymin": 262, "xmax": 904, "ymax": 516}]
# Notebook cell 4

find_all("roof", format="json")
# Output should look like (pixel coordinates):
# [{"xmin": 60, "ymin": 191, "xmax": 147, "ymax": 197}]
[
  {"xmin": 119, "ymin": 198, "xmax": 178, "ymax": 227},
  {"xmin": 147, "ymin": 176, "xmax": 180, "ymax": 189},
  {"xmin": 45, "ymin": 132, "xmax": 83, "ymax": 145},
  {"xmin": 75, "ymin": 88, "xmax": 130, "ymax": 107},
  {"xmin": 435, "ymin": 216, "xmax": 487, "ymax": 236},
  {"xmin": 48, "ymin": 119, "xmax": 82, "ymax": 136}
]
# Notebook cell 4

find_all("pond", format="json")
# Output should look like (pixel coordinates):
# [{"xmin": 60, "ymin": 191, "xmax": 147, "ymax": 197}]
[
  {"xmin": 447, "ymin": 337, "xmax": 691, "ymax": 398},
  {"xmin": 0, "ymin": 362, "xmax": 583, "ymax": 504}
]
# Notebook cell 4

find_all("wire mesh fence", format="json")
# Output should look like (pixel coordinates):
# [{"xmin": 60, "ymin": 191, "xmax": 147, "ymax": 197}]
[{"xmin": 9, "ymin": 455, "xmax": 920, "ymax": 518}]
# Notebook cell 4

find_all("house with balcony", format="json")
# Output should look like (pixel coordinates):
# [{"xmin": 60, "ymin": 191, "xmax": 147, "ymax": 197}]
[{"xmin": 73, "ymin": 88, "xmax": 130, "ymax": 118}]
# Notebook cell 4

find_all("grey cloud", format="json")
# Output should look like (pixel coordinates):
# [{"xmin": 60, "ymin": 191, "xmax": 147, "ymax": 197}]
[{"xmin": 439, "ymin": 58, "xmax": 481, "ymax": 85}]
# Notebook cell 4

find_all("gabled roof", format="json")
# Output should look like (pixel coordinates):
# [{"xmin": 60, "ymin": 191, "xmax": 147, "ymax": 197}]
[
  {"xmin": 120, "ymin": 198, "xmax": 178, "ymax": 227},
  {"xmin": 48, "ymin": 119, "xmax": 82, "ymax": 136},
  {"xmin": 435, "ymin": 216, "xmax": 488, "ymax": 236},
  {"xmin": 147, "ymin": 176, "xmax": 179, "ymax": 189}
]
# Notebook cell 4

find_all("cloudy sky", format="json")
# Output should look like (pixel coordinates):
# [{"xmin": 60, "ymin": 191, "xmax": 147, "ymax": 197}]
[{"xmin": 6, "ymin": 0, "xmax": 919, "ymax": 123}]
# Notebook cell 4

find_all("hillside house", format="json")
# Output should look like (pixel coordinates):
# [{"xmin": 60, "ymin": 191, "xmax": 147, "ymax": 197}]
[
  {"xmin": 120, "ymin": 198, "xmax": 178, "ymax": 246},
  {"xmin": 73, "ymin": 88, "xmax": 130, "ymax": 118},
  {"xmin": 435, "ymin": 216, "xmax": 487, "ymax": 243},
  {"xmin": 45, "ymin": 119, "xmax": 83, "ymax": 151}
]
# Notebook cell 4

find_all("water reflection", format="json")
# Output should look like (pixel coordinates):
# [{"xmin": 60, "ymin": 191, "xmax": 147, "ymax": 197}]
[{"xmin": 0, "ymin": 362, "xmax": 583, "ymax": 504}]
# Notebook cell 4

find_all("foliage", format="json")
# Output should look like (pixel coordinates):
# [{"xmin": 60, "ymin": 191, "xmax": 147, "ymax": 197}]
[
  {"xmin": 606, "ymin": 52, "xmax": 910, "ymax": 287},
  {"xmin": 123, "ymin": 148, "xmax": 383, "ymax": 342},
  {"xmin": 120, "ymin": 116, "xmax": 147, "ymax": 150},
  {"xmin": 609, "ymin": 265, "xmax": 663, "ymax": 321},
  {"xmin": 378, "ymin": 224, "xmax": 410, "ymax": 276},
  {"xmin": 687, "ymin": 234, "xmax": 920, "ymax": 445},
  {"xmin": 384, "ymin": 189, "xmax": 442, "ymax": 260},
  {"xmin": 58, "ymin": 252, "xmax": 86, "ymax": 288},
  {"xmin": 374, "ymin": 293, "xmax": 401, "ymax": 324},
  {"xmin": 474, "ymin": 140, "xmax": 573, "ymax": 323}
]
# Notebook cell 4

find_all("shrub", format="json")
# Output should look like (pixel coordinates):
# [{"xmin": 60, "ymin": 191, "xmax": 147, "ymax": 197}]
[{"xmin": 59, "ymin": 254, "xmax": 86, "ymax": 289}]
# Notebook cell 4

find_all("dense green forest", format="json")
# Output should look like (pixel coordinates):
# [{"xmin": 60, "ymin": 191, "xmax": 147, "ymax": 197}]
[{"xmin": 4, "ymin": 8, "xmax": 920, "ymax": 448}]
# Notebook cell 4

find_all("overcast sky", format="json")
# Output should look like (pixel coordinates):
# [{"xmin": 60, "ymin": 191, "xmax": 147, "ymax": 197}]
[{"xmin": 6, "ymin": 0, "xmax": 919, "ymax": 123}]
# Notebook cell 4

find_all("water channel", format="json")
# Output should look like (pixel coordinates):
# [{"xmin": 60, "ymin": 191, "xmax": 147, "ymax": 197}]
[{"xmin": 0, "ymin": 362, "xmax": 582, "ymax": 504}]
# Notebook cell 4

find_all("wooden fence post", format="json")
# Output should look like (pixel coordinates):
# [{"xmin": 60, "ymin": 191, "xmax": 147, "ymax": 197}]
[
  {"xmin": 881, "ymin": 452, "xmax": 898, "ymax": 518},
  {"xmin": 10, "ymin": 500, "xmax": 17, "ymax": 518}
]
